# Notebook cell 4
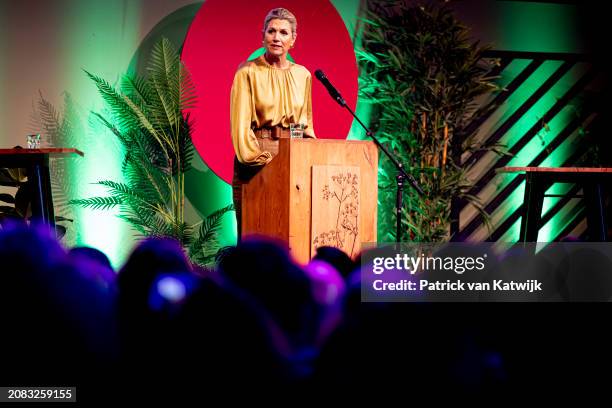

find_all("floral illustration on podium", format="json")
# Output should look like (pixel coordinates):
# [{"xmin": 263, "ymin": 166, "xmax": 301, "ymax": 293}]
[{"xmin": 312, "ymin": 166, "xmax": 360, "ymax": 257}]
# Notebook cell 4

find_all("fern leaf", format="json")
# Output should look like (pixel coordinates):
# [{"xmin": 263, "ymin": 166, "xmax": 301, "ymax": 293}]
[
  {"xmin": 90, "ymin": 112, "xmax": 132, "ymax": 148},
  {"xmin": 83, "ymin": 69, "xmax": 141, "ymax": 132},
  {"xmin": 179, "ymin": 64, "xmax": 197, "ymax": 111},
  {"xmin": 121, "ymin": 74, "xmax": 153, "ymax": 107},
  {"xmin": 69, "ymin": 196, "xmax": 122, "ymax": 210},
  {"xmin": 189, "ymin": 204, "xmax": 234, "ymax": 258}
]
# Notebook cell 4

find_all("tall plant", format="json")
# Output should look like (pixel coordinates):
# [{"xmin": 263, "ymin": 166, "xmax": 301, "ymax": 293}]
[
  {"xmin": 357, "ymin": 1, "xmax": 501, "ymax": 242},
  {"xmin": 70, "ymin": 37, "xmax": 232, "ymax": 265}
]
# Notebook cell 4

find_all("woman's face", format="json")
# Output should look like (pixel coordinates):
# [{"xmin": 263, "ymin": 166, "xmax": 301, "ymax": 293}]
[{"xmin": 263, "ymin": 18, "xmax": 295, "ymax": 58}]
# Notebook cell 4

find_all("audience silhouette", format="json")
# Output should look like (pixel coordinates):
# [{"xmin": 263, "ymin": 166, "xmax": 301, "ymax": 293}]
[{"xmin": 5, "ymin": 223, "xmax": 609, "ymax": 400}]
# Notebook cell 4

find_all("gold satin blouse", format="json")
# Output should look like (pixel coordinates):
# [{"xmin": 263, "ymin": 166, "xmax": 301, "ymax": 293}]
[{"xmin": 230, "ymin": 55, "xmax": 316, "ymax": 165}]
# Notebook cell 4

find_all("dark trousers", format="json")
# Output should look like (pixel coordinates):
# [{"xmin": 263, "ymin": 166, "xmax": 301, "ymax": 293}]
[{"xmin": 232, "ymin": 156, "xmax": 264, "ymax": 240}]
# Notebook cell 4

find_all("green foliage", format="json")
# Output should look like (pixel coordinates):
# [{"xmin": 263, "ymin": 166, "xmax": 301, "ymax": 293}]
[
  {"xmin": 358, "ymin": 1, "xmax": 501, "ymax": 242},
  {"xmin": 188, "ymin": 204, "xmax": 235, "ymax": 266},
  {"xmin": 70, "ymin": 37, "xmax": 233, "ymax": 266}
]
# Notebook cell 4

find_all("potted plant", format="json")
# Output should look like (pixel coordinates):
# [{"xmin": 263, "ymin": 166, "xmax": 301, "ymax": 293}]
[
  {"xmin": 357, "ymin": 1, "xmax": 502, "ymax": 242},
  {"xmin": 70, "ymin": 37, "xmax": 232, "ymax": 265}
]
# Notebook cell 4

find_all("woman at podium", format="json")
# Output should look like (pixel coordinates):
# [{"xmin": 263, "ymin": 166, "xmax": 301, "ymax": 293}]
[{"xmin": 230, "ymin": 7, "xmax": 316, "ymax": 237}]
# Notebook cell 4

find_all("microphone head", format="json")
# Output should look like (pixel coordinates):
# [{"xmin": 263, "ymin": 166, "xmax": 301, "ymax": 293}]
[{"xmin": 314, "ymin": 69, "xmax": 325, "ymax": 81}]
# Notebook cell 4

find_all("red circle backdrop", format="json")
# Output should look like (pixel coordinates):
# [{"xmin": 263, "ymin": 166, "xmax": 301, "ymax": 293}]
[{"xmin": 182, "ymin": 0, "xmax": 358, "ymax": 184}]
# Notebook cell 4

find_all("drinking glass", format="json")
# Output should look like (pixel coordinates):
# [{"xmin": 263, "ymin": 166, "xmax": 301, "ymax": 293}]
[
  {"xmin": 290, "ymin": 123, "xmax": 305, "ymax": 138},
  {"xmin": 27, "ymin": 134, "xmax": 41, "ymax": 149}
]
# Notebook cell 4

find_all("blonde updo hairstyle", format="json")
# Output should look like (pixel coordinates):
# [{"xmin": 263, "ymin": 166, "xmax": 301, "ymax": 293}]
[{"xmin": 263, "ymin": 8, "xmax": 297, "ymax": 38}]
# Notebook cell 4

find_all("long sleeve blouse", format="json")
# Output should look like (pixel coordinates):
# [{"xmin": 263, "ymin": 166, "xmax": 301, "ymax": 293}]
[{"xmin": 230, "ymin": 55, "xmax": 316, "ymax": 165}]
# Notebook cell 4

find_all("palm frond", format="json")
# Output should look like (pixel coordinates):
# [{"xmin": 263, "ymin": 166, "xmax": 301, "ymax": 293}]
[
  {"xmin": 188, "ymin": 204, "xmax": 235, "ymax": 260},
  {"xmin": 148, "ymin": 38, "xmax": 181, "ymax": 127},
  {"xmin": 90, "ymin": 112, "xmax": 133, "ymax": 148},
  {"xmin": 176, "ymin": 115, "xmax": 195, "ymax": 173},
  {"xmin": 83, "ymin": 69, "xmax": 141, "ymax": 132},
  {"xmin": 124, "ymin": 158, "xmax": 171, "ymax": 203},
  {"xmin": 95, "ymin": 180, "xmax": 163, "ymax": 211},
  {"xmin": 121, "ymin": 92, "xmax": 173, "ymax": 158},
  {"xmin": 179, "ymin": 64, "xmax": 197, "ymax": 111},
  {"xmin": 69, "ymin": 196, "xmax": 122, "ymax": 210},
  {"xmin": 121, "ymin": 74, "xmax": 154, "ymax": 107}
]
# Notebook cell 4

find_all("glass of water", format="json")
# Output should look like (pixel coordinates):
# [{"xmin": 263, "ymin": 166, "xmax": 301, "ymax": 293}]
[
  {"xmin": 290, "ymin": 123, "xmax": 305, "ymax": 138},
  {"xmin": 27, "ymin": 134, "xmax": 41, "ymax": 149}
]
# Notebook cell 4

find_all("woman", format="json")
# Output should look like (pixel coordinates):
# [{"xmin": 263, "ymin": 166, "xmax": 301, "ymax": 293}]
[{"xmin": 230, "ymin": 7, "xmax": 316, "ymax": 238}]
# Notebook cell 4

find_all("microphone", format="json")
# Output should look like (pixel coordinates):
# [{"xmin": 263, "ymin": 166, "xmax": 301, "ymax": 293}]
[{"xmin": 314, "ymin": 69, "xmax": 346, "ymax": 107}]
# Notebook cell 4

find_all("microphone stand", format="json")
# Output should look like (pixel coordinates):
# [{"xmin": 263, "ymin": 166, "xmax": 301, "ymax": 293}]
[{"xmin": 337, "ymin": 99, "xmax": 424, "ymax": 242}]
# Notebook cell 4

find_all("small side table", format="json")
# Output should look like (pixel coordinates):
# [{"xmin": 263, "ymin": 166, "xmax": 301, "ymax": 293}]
[
  {"xmin": 497, "ymin": 167, "xmax": 612, "ymax": 242},
  {"xmin": 0, "ymin": 148, "xmax": 84, "ymax": 227}
]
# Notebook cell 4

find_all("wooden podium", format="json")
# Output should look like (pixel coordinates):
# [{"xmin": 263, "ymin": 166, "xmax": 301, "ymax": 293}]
[{"xmin": 242, "ymin": 138, "xmax": 378, "ymax": 264}]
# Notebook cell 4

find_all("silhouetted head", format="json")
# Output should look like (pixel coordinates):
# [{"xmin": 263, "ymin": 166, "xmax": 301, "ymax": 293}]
[
  {"xmin": 0, "ymin": 222, "xmax": 118, "ymax": 384},
  {"xmin": 217, "ymin": 237, "xmax": 317, "ymax": 349},
  {"xmin": 172, "ymin": 275, "xmax": 294, "ymax": 385},
  {"xmin": 118, "ymin": 237, "xmax": 192, "ymax": 303},
  {"xmin": 69, "ymin": 246, "xmax": 113, "ymax": 269},
  {"xmin": 68, "ymin": 246, "xmax": 115, "ymax": 289},
  {"xmin": 116, "ymin": 237, "xmax": 194, "ymax": 352},
  {"xmin": 0, "ymin": 221, "xmax": 65, "ymax": 275},
  {"xmin": 312, "ymin": 246, "xmax": 357, "ymax": 279}
]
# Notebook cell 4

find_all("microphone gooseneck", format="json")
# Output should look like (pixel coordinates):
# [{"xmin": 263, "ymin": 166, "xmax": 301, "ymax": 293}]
[{"xmin": 314, "ymin": 69, "xmax": 346, "ymax": 107}]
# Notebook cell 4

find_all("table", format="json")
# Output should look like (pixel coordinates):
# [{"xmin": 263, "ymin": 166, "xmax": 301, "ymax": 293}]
[
  {"xmin": 497, "ymin": 167, "xmax": 612, "ymax": 242},
  {"xmin": 0, "ymin": 148, "xmax": 84, "ymax": 227}
]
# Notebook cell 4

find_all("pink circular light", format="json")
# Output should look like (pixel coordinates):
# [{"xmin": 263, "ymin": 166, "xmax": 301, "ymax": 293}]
[{"xmin": 182, "ymin": 0, "xmax": 358, "ymax": 183}]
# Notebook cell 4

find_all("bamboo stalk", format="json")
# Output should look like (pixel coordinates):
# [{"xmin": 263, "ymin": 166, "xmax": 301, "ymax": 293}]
[
  {"xmin": 441, "ymin": 123, "xmax": 449, "ymax": 175},
  {"xmin": 433, "ymin": 111, "xmax": 439, "ymax": 169},
  {"xmin": 421, "ymin": 112, "xmax": 427, "ymax": 144},
  {"xmin": 420, "ymin": 112, "xmax": 427, "ymax": 182}
]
